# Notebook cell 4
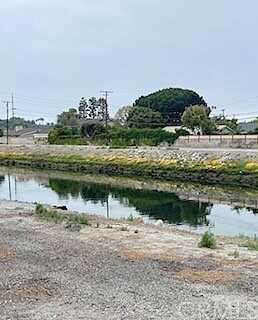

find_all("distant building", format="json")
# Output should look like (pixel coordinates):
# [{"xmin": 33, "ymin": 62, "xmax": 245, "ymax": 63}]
[
  {"xmin": 14, "ymin": 125, "xmax": 23, "ymax": 132},
  {"xmin": 238, "ymin": 121, "xmax": 258, "ymax": 133},
  {"xmin": 10, "ymin": 126, "xmax": 51, "ymax": 137},
  {"xmin": 217, "ymin": 125, "xmax": 235, "ymax": 134}
]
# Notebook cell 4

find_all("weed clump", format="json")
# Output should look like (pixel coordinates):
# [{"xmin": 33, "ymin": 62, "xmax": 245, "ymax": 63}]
[
  {"xmin": 71, "ymin": 214, "xmax": 89, "ymax": 225},
  {"xmin": 64, "ymin": 221, "xmax": 82, "ymax": 232},
  {"xmin": 199, "ymin": 231, "xmax": 216, "ymax": 249},
  {"xmin": 127, "ymin": 214, "xmax": 135, "ymax": 222},
  {"xmin": 35, "ymin": 203, "xmax": 64, "ymax": 223},
  {"xmin": 240, "ymin": 235, "xmax": 258, "ymax": 251},
  {"xmin": 35, "ymin": 203, "xmax": 89, "ymax": 231},
  {"xmin": 228, "ymin": 250, "xmax": 240, "ymax": 259}
]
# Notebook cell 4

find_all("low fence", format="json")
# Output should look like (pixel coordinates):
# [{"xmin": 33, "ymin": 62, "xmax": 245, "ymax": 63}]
[{"xmin": 175, "ymin": 135, "xmax": 258, "ymax": 149}]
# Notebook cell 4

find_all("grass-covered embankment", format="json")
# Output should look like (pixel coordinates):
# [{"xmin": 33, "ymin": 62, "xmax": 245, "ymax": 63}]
[{"xmin": 1, "ymin": 151, "xmax": 258, "ymax": 188}]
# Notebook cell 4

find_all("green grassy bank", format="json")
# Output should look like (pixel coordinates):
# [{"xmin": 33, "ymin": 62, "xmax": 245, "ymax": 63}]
[{"xmin": 1, "ymin": 152, "xmax": 258, "ymax": 188}]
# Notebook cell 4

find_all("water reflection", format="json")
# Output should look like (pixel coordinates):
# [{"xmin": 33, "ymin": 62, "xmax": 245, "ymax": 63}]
[
  {"xmin": 0, "ymin": 175, "xmax": 5, "ymax": 185},
  {"xmin": 2, "ymin": 168, "xmax": 258, "ymax": 236},
  {"xmin": 47, "ymin": 178, "xmax": 212, "ymax": 226}
]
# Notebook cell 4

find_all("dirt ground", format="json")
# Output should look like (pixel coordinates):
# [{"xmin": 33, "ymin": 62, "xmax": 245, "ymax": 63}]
[
  {"xmin": 1, "ymin": 200, "xmax": 258, "ymax": 320},
  {"xmin": 0, "ymin": 137, "xmax": 35, "ymax": 145}
]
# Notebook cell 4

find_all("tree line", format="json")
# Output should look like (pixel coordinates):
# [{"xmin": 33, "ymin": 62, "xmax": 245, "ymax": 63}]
[{"xmin": 48, "ymin": 87, "xmax": 240, "ymax": 146}]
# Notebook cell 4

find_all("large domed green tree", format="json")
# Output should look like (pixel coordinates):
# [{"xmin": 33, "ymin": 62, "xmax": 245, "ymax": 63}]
[{"xmin": 134, "ymin": 88, "xmax": 207, "ymax": 126}]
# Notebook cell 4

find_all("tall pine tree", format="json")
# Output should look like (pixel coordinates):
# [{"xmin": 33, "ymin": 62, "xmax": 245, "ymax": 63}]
[{"xmin": 78, "ymin": 97, "xmax": 89, "ymax": 119}]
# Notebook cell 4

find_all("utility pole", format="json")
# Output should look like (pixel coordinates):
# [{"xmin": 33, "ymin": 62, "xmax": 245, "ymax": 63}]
[
  {"xmin": 11, "ymin": 93, "xmax": 15, "ymax": 118},
  {"xmin": 100, "ymin": 90, "xmax": 113, "ymax": 145},
  {"xmin": 2, "ymin": 100, "xmax": 10, "ymax": 144},
  {"xmin": 6, "ymin": 101, "xmax": 9, "ymax": 145}
]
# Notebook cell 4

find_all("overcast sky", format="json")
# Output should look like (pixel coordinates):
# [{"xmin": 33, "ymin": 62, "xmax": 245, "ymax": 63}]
[{"xmin": 1, "ymin": 0, "xmax": 258, "ymax": 122}]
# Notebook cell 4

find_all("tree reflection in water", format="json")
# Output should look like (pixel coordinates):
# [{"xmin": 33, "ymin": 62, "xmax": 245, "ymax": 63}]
[
  {"xmin": 48, "ymin": 178, "xmax": 212, "ymax": 227},
  {"xmin": 0, "ymin": 176, "xmax": 5, "ymax": 185}
]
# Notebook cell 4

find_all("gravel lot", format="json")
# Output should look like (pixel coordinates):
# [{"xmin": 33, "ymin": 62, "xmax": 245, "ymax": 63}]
[{"xmin": 1, "ymin": 200, "xmax": 258, "ymax": 320}]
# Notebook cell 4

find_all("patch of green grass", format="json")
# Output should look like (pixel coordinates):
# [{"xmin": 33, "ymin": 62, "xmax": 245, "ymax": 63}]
[
  {"xmin": 71, "ymin": 214, "xmax": 89, "ymax": 225},
  {"xmin": 35, "ymin": 203, "xmax": 89, "ymax": 231},
  {"xmin": 199, "ymin": 231, "xmax": 217, "ymax": 249},
  {"xmin": 35, "ymin": 203, "xmax": 65, "ymax": 223},
  {"xmin": 240, "ymin": 235, "xmax": 258, "ymax": 251}
]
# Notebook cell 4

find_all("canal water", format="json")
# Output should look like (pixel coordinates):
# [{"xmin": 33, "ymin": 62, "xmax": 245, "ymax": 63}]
[{"xmin": 1, "ymin": 167, "xmax": 258, "ymax": 237}]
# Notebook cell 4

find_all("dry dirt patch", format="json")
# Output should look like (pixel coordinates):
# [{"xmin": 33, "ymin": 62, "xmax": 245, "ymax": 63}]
[
  {"xmin": 0, "ymin": 246, "xmax": 15, "ymax": 261},
  {"xmin": 0, "ymin": 279, "xmax": 57, "ymax": 303},
  {"xmin": 120, "ymin": 249, "xmax": 182, "ymax": 263},
  {"xmin": 175, "ymin": 269, "xmax": 236, "ymax": 284}
]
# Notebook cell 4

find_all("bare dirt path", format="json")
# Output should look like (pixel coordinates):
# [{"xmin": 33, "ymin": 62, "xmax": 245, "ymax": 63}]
[{"xmin": 1, "ymin": 200, "xmax": 258, "ymax": 319}]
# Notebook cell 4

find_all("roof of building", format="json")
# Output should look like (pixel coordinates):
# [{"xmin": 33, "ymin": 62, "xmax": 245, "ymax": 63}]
[{"xmin": 238, "ymin": 122, "xmax": 258, "ymax": 133}]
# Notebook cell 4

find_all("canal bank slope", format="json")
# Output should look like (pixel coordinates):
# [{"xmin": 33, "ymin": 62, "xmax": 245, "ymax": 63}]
[
  {"xmin": 1, "ymin": 200, "xmax": 258, "ymax": 319},
  {"xmin": 1, "ymin": 145, "xmax": 258, "ymax": 187}
]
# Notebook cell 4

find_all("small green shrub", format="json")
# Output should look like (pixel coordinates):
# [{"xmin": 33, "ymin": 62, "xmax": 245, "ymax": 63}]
[
  {"xmin": 199, "ymin": 231, "xmax": 216, "ymax": 249},
  {"xmin": 35, "ymin": 203, "xmax": 45, "ymax": 214},
  {"xmin": 48, "ymin": 125, "xmax": 73, "ymax": 144}
]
